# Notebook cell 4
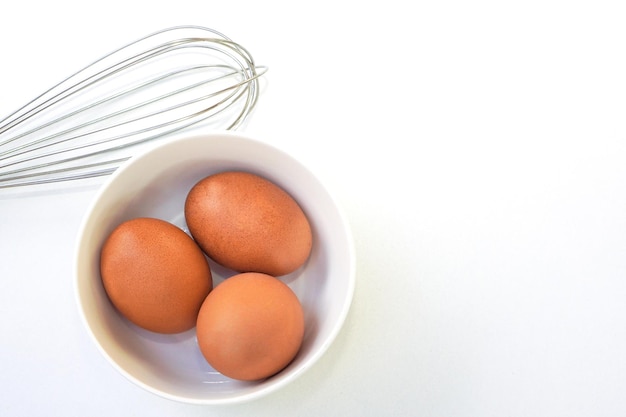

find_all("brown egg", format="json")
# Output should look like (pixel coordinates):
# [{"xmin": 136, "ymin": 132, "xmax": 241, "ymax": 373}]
[
  {"xmin": 100, "ymin": 217, "xmax": 212, "ymax": 334},
  {"xmin": 196, "ymin": 272, "xmax": 305, "ymax": 381},
  {"xmin": 184, "ymin": 171, "xmax": 313, "ymax": 276}
]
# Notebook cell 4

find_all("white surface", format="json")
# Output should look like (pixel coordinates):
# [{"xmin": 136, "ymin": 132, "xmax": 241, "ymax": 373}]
[
  {"xmin": 75, "ymin": 133, "xmax": 355, "ymax": 404},
  {"xmin": 1, "ymin": 1, "xmax": 626, "ymax": 416}
]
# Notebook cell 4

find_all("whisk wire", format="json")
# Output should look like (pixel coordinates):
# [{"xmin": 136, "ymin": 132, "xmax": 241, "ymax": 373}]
[
  {"xmin": 0, "ymin": 66, "xmax": 266, "ymax": 179},
  {"xmin": 1, "ymin": 65, "xmax": 265, "ymax": 163},
  {"xmin": 0, "ymin": 26, "xmax": 266, "ymax": 189},
  {"xmin": 0, "ymin": 26, "xmax": 234, "ymax": 134}
]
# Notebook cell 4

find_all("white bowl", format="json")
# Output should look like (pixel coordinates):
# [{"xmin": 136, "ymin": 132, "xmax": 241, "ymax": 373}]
[{"xmin": 73, "ymin": 131, "xmax": 355, "ymax": 405}]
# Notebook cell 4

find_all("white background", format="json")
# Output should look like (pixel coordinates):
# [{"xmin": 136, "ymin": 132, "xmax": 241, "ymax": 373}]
[{"xmin": 1, "ymin": 1, "xmax": 626, "ymax": 416}]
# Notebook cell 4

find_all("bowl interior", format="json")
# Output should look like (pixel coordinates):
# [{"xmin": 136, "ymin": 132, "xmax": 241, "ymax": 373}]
[{"xmin": 74, "ymin": 132, "xmax": 355, "ymax": 404}]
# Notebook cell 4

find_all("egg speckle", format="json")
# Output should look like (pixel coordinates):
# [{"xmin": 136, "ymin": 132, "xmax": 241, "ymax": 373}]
[
  {"xmin": 184, "ymin": 171, "xmax": 313, "ymax": 276},
  {"xmin": 196, "ymin": 272, "xmax": 305, "ymax": 381},
  {"xmin": 100, "ymin": 217, "xmax": 212, "ymax": 334}
]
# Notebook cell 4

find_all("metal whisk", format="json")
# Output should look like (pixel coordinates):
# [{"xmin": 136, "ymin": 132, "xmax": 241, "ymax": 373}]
[{"xmin": 0, "ymin": 25, "xmax": 266, "ymax": 189}]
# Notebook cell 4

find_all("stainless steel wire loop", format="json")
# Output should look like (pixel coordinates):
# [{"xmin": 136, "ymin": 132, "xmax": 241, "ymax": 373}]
[{"xmin": 0, "ymin": 25, "xmax": 266, "ymax": 188}]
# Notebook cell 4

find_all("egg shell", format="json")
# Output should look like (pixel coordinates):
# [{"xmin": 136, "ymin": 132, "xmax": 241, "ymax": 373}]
[
  {"xmin": 184, "ymin": 171, "xmax": 313, "ymax": 276},
  {"xmin": 196, "ymin": 272, "xmax": 305, "ymax": 381},
  {"xmin": 100, "ymin": 217, "xmax": 212, "ymax": 334}
]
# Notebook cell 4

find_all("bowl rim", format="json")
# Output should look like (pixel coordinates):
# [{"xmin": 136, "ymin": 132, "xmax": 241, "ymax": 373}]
[{"xmin": 73, "ymin": 131, "xmax": 356, "ymax": 405}]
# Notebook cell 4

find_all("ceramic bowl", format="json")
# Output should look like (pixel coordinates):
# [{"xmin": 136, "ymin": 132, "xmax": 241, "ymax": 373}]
[{"xmin": 74, "ymin": 131, "xmax": 355, "ymax": 404}]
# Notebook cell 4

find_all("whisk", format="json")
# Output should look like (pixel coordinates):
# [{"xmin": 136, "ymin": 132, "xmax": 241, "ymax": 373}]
[{"xmin": 0, "ymin": 25, "xmax": 266, "ymax": 189}]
